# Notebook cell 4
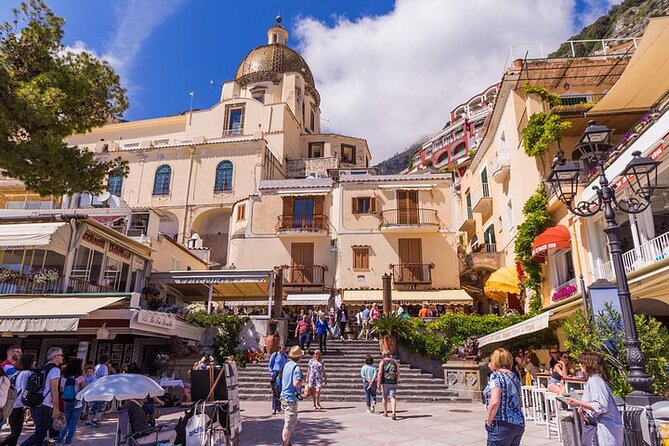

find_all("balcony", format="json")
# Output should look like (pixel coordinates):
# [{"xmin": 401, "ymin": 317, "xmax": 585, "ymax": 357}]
[
  {"xmin": 276, "ymin": 215, "xmax": 329, "ymax": 235},
  {"xmin": 0, "ymin": 275, "xmax": 113, "ymax": 295},
  {"xmin": 281, "ymin": 265, "xmax": 327, "ymax": 287},
  {"xmin": 550, "ymin": 277, "xmax": 579, "ymax": 303},
  {"xmin": 597, "ymin": 231, "xmax": 669, "ymax": 281},
  {"xmin": 379, "ymin": 209, "xmax": 440, "ymax": 232},
  {"xmin": 390, "ymin": 263, "xmax": 433, "ymax": 286},
  {"xmin": 457, "ymin": 206, "xmax": 476, "ymax": 234},
  {"xmin": 551, "ymin": 94, "xmax": 606, "ymax": 115},
  {"xmin": 471, "ymin": 182, "xmax": 492, "ymax": 216},
  {"xmin": 464, "ymin": 243, "xmax": 505, "ymax": 272},
  {"xmin": 491, "ymin": 150, "xmax": 510, "ymax": 182}
]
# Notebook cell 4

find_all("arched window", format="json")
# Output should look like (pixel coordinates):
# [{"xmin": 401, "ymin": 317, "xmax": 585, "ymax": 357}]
[
  {"xmin": 214, "ymin": 161, "xmax": 233, "ymax": 192},
  {"xmin": 108, "ymin": 174, "xmax": 123, "ymax": 196},
  {"xmin": 153, "ymin": 165, "xmax": 172, "ymax": 195}
]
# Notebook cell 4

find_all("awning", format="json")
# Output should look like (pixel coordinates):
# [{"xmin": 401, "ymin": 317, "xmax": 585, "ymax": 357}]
[
  {"xmin": 0, "ymin": 295, "xmax": 127, "ymax": 333},
  {"xmin": 149, "ymin": 270, "xmax": 273, "ymax": 300},
  {"xmin": 0, "ymin": 222, "xmax": 70, "ymax": 254},
  {"xmin": 478, "ymin": 311, "xmax": 552, "ymax": 348},
  {"xmin": 285, "ymin": 293, "xmax": 330, "ymax": 306},
  {"xmin": 484, "ymin": 266, "xmax": 520, "ymax": 303},
  {"xmin": 589, "ymin": 17, "xmax": 669, "ymax": 114},
  {"xmin": 342, "ymin": 289, "xmax": 472, "ymax": 305},
  {"xmin": 532, "ymin": 225, "xmax": 571, "ymax": 262}
]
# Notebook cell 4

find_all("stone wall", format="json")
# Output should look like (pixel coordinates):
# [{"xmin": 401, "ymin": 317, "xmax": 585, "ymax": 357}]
[
  {"xmin": 397, "ymin": 344, "xmax": 445, "ymax": 379},
  {"xmin": 286, "ymin": 157, "xmax": 338, "ymax": 178}
]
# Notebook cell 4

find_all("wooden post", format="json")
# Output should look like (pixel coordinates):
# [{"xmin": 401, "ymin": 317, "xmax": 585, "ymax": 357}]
[{"xmin": 382, "ymin": 273, "xmax": 392, "ymax": 316}]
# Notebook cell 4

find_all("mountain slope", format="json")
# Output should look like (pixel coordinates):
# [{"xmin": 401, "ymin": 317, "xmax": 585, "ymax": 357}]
[{"xmin": 374, "ymin": 140, "xmax": 425, "ymax": 175}]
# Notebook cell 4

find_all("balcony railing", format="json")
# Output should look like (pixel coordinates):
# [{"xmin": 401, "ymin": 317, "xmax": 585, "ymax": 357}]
[
  {"xmin": 0, "ymin": 275, "xmax": 113, "ymax": 295},
  {"xmin": 597, "ymin": 231, "xmax": 669, "ymax": 281},
  {"xmin": 379, "ymin": 209, "xmax": 440, "ymax": 227},
  {"xmin": 391, "ymin": 263, "xmax": 434, "ymax": 285},
  {"xmin": 281, "ymin": 265, "xmax": 326, "ymax": 286},
  {"xmin": 472, "ymin": 182, "xmax": 492, "ymax": 215},
  {"xmin": 469, "ymin": 243, "xmax": 497, "ymax": 254},
  {"xmin": 277, "ymin": 215, "xmax": 329, "ymax": 232},
  {"xmin": 550, "ymin": 277, "xmax": 579, "ymax": 302}
]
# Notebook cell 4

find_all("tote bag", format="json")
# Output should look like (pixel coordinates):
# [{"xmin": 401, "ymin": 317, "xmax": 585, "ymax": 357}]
[{"xmin": 185, "ymin": 401, "xmax": 210, "ymax": 446}]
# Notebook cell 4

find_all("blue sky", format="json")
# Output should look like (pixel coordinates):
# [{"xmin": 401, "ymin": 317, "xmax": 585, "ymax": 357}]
[{"xmin": 1, "ymin": 0, "xmax": 618, "ymax": 160}]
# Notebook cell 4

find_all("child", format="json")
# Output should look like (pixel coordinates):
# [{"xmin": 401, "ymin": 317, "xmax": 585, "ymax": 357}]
[
  {"xmin": 84, "ymin": 365, "xmax": 96, "ymax": 385},
  {"xmin": 360, "ymin": 355, "xmax": 378, "ymax": 413}
]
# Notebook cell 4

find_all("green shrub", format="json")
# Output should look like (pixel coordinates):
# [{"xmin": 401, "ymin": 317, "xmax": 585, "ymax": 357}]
[
  {"xmin": 185, "ymin": 311, "xmax": 249, "ymax": 363},
  {"xmin": 522, "ymin": 82, "xmax": 562, "ymax": 107},
  {"xmin": 521, "ymin": 113, "xmax": 571, "ymax": 157}
]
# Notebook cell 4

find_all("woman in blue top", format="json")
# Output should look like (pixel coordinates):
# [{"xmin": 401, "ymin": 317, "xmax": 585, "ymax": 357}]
[
  {"xmin": 360, "ymin": 355, "xmax": 378, "ymax": 413},
  {"xmin": 484, "ymin": 348, "xmax": 525, "ymax": 446},
  {"xmin": 315, "ymin": 315, "xmax": 329, "ymax": 353}
]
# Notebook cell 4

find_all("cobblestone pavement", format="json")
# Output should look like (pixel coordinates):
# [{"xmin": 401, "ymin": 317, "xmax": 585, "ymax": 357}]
[{"xmin": 8, "ymin": 401, "xmax": 559, "ymax": 445}]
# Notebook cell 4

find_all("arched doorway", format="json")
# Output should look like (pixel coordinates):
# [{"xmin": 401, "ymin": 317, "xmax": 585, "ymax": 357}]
[{"xmin": 191, "ymin": 208, "xmax": 232, "ymax": 267}]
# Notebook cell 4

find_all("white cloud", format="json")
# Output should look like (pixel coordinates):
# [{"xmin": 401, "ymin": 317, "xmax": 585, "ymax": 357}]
[{"xmin": 294, "ymin": 0, "xmax": 589, "ymax": 161}]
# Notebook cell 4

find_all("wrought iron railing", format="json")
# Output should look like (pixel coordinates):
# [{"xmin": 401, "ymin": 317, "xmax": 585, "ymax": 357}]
[
  {"xmin": 379, "ymin": 209, "xmax": 440, "ymax": 227},
  {"xmin": 277, "ymin": 215, "xmax": 329, "ymax": 232},
  {"xmin": 0, "ymin": 275, "xmax": 113, "ymax": 294},
  {"xmin": 390, "ymin": 263, "xmax": 434, "ymax": 284},
  {"xmin": 281, "ymin": 265, "xmax": 326, "ymax": 286},
  {"xmin": 597, "ymin": 231, "xmax": 669, "ymax": 280}
]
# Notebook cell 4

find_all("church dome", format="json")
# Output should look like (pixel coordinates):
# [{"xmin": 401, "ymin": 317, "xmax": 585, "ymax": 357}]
[{"xmin": 235, "ymin": 43, "xmax": 316, "ymax": 88}]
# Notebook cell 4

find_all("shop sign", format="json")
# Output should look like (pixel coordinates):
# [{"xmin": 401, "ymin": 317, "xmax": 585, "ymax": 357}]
[
  {"xmin": 133, "ymin": 256, "xmax": 146, "ymax": 271},
  {"xmin": 108, "ymin": 243, "xmax": 131, "ymax": 260},
  {"xmin": 83, "ymin": 232, "xmax": 106, "ymax": 249},
  {"xmin": 136, "ymin": 310, "xmax": 175, "ymax": 329}
]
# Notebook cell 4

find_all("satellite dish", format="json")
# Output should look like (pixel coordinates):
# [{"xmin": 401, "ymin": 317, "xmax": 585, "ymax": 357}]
[
  {"xmin": 97, "ymin": 191, "xmax": 111, "ymax": 202},
  {"xmin": 107, "ymin": 195, "xmax": 121, "ymax": 208}
]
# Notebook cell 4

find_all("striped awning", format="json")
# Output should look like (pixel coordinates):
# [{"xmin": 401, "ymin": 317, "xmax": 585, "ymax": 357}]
[{"xmin": 342, "ymin": 289, "xmax": 472, "ymax": 304}]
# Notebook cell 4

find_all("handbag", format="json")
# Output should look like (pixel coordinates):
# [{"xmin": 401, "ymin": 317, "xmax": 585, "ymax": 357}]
[
  {"xmin": 581, "ymin": 410, "xmax": 600, "ymax": 446},
  {"xmin": 185, "ymin": 401, "xmax": 210, "ymax": 446}
]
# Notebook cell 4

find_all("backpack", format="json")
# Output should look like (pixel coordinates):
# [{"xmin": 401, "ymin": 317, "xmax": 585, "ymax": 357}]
[
  {"xmin": 62, "ymin": 376, "xmax": 77, "ymax": 402},
  {"xmin": 21, "ymin": 364, "xmax": 57, "ymax": 408},
  {"xmin": 1, "ymin": 374, "xmax": 18, "ymax": 419}
]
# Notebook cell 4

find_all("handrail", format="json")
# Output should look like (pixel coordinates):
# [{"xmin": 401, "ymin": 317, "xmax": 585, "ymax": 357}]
[
  {"xmin": 281, "ymin": 265, "xmax": 327, "ymax": 286},
  {"xmin": 379, "ymin": 209, "xmax": 440, "ymax": 227},
  {"xmin": 598, "ymin": 231, "xmax": 669, "ymax": 280},
  {"xmin": 0, "ymin": 275, "xmax": 113, "ymax": 294},
  {"xmin": 277, "ymin": 215, "xmax": 329, "ymax": 232},
  {"xmin": 390, "ymin": 263, "xmax": 434, "ymax": 284}
]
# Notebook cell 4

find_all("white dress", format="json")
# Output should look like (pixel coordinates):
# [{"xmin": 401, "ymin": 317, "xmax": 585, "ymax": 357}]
[{"xmin": 582, "ymin": 375, "xmax": 623, "ymax": 446}]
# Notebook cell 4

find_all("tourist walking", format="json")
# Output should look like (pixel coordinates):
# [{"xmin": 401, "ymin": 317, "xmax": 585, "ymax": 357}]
[
  {"xmin": 0, "ymin": 354, "xmax": 36, "ymax": 446},
  {"xmin": 360, "ymin": 355, "xmax": 377, "ymax": 413},
  {"xmin": 307, "ymin": 350, "xmax": 327, "ymax": 410},
  {"xmin": 268, "ymin": 345, "xmax": 288, "ymax": 415},
  {"xmin": 484, "ymin": 348, "xmax": 525, "ymax": 446},
  {"xmin": 295, "ymin": 316, "xmax": 313, "ymax": 354},
  {"xmin": 0, "ymin": 367, "xmax": 9, "ymax": 423},
  {"xmin": 357, "ymin": 305, "xmax": 371, "ymax": 340},
  {"xmin": 56, "ymin": 359, "xmax": 85, "ymax": 446},
  {"xmin": 567, "ymin": 352, "xmax": 623, "ymax": 446},
  {"xmin": 280, "ymin": 346, "xmax": 304, "ymax": 446},
  {"xmin": 20, "ymin": 347, "xmax": 63, "ymax": 446},
  {"xmin": 1, "ymin": 346, "xmax": 21, "ymax": 378},
  {"xmin": 85, "ymin": 354, "xmax": 109, "ymax": 427},
  {"xmin": 377, "ymin": 350, "xmax": 399, "ymax": 420},
  {"xmin": 315, "ymin": 315, "xmax": 329, "ymax": 353},
  {"xmin": 336, "ymin": 304, "xmax": 348, "ymax": 340}
]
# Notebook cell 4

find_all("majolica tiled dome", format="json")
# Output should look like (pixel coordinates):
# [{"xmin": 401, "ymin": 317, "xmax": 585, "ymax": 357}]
[{"xmin": 235, "ymin": 43, "xmax": 316, "ymax": 88}]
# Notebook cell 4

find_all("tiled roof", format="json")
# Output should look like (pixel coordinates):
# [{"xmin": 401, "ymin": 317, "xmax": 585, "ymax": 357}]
[
  {"xmin": 259, "ymin": 178, "xmax": 334, "ymax": 190},
  {"xmin": 338, "ymin": 173, "xmax": 452, "ymax": 183}
]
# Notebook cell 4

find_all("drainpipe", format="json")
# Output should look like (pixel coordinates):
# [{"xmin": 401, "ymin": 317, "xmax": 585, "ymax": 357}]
[{"xmin": 183, "ymin": 147, "xmax": 196, "ymax": 244}]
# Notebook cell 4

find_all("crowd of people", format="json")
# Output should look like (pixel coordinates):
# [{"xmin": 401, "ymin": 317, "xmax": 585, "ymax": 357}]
[{"xmin": 0, "ymin": 345, "xmax": 165, "ymax": 446}]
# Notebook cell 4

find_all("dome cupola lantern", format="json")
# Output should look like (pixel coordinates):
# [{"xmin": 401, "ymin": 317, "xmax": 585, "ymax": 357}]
[{"xmin": 267, "ymin": 16, "xmax": 288, "ymax": 45}]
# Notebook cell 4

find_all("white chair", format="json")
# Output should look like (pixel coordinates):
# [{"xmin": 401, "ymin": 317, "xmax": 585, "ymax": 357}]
[
  {"xmin": 531, "ymin": 387, "xmax": 547, "ymax": 426},
  {"xmin": 521, "ymin": 385, "xmax": 535, "ymax": 421},
  {"xmin": 544, "ymin": 392, "xmax": 562, "ymax": 440}
]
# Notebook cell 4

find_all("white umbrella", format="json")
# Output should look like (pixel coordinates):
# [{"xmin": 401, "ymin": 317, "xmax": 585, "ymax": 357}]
[{"xmin": 77, "ymin": 373, "xmax": 165, "ymax": 402}]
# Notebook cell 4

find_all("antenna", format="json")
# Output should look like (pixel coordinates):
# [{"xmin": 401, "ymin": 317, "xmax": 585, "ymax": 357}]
[{"xmin": 188, "ymin": 90, "xmax": 195, "ymax": 125}]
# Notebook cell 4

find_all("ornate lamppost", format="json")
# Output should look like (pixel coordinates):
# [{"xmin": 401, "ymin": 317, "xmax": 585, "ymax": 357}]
[{"xmin": 548, "ymin": 120, "xmax": 660, "ymax": 405}]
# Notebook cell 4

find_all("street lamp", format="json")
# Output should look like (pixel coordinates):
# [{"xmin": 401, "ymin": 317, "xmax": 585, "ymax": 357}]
[{"xmin": 548, "ymin": 120, "xmax": 660, "ymax": 405}]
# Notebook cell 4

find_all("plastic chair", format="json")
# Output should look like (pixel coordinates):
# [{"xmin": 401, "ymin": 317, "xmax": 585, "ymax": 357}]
[
  {"xmin": 545, "ymin": 392, "xmax": 562, "ymax": 440},
  {"xmin": 531, "ymin": 387, "xmax": 547, "ymax": 426},
  {"xmin": 521, "ymin": 385, "xmax": 535, "ymax": 421}
]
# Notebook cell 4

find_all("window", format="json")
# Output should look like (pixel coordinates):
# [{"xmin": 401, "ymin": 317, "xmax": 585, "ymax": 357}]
[
  {"xmin": 506, "ymin": 200, "xmax": 514, "ymax": 231},
  {"xmin": 483, "ymin": 224, "xmax": 496, "ymax": 247},
  {"xmin": 550, "ymin": 249, "xmax": 576, "ymax": 287},
  {"xmin": 214, "ymin": 161, "xmax": 233, "ymax": 192},
  {"xmin": 308, "ymin": 142, "xmax": 324, "ymax": 158},
  {"xmin": 251, "ymin": 87, "xmax": 265, "ymax": 103},
  {"xmin": 152, "ymin": 165, "xmax": 171, "ymax": 195},
  {"xmin": 309, "ymin": 109, "xmax": 315, "ymax": 132},
  {"xmin": 108, "ymin": 174, "xmax": 123, "ymax": 196},
  {"xmin": 341, "ymin": 144, "xmax": 356, "ymax": 164},
  {"xmin": 237, "ymin": 203, "xmax": 246, "ymax": 221},
  {"xmin": 170, "ymin": 256, "xmax": 181, "ymax": 271},
  {"xmin": 498, "ymin": 215, "xmax": 503, "ymax": 232},
  {"xmin": 224, "ymin": 104, "xmax": 245, "ymax": 135},
  {"xmin": 351, "ymin": 197, "xmax": 377, "ymax": 214},
  {"xmin": 352, "ymin": 247, "xmax": 370, "ymax": 270}
]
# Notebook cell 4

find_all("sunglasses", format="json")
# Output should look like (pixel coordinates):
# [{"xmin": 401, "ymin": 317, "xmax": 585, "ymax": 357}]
[{"xmin": 550, "ymin": 351, "xmax": 559, "ymax": 354}]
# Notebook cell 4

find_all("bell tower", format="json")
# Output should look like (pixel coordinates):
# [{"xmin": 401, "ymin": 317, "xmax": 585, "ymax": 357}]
[{"xmin": 267, "ymin": 16, "xmax": 288, "ymax": 45}]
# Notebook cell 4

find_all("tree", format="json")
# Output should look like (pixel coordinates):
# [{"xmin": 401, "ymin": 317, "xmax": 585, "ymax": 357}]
[{"xmin": 0, "ymin": 0, "xmax": 128, "ymax": 196}]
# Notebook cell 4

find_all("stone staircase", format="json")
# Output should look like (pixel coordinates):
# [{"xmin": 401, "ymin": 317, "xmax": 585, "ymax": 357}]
[{"xmin": 237, "ymin": 339, "xmax": 459, "ymax": 402}]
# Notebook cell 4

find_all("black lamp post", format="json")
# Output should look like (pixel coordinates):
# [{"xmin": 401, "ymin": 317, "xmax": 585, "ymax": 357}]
[{"xmin": 548, "ymin": 120, "xmax": 661, "ymax": 405}]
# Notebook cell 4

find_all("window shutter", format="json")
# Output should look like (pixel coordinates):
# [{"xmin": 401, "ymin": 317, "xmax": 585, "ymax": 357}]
[
  {"xmin": 351, "ymin": 197, "xmax": 359, "ymax": 214},
  {"xmin": 370, "ymin": 197, "xmax": 377, "ymax": 213},
  {"xmin": 314, "ymin": 196, "xmax": 324, "ymax": 215},
  {"xmin": 282, "ymin": 197, "xmax": 293, "ymax": 216}
]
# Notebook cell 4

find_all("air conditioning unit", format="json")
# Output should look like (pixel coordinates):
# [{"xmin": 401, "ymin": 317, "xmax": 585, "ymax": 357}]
[
  {"xmin": 78, "ymin": 193, "xmax": 93, "ymax": 208},
  {"xmin": 187, "ymin": 233, "xmax": 204, "ymax": 249}
]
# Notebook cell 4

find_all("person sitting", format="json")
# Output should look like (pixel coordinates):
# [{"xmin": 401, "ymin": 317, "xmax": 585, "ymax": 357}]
[
  {"xmin": 547, "ymin": 352, "xmax": 572, "ymax": 394},
  {"xmin": 121, "ymin": 399, "xmax": 176, "ymax": 445}
]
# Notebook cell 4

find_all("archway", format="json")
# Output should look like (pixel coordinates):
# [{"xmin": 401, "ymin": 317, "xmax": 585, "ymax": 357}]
[
  {"xmin": 191, "ymin": 208, "xmax": 232, "ymax": 267},
  {"xmin": 157, "ymin": 210, "xmax": 179, "ymax": 241}
]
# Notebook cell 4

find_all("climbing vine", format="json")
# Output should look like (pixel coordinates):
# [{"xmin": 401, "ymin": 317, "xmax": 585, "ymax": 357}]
[
  {"xmin": 522, "ymin": 82, "xmax": 562, "ymax": 107},
  {"xmin": 521, "ymin": 113, "xmax": 571, "ymax": 157},
  {"xmin": 514, "ymin": 186, "xmax": 551, "ymax": 313}
]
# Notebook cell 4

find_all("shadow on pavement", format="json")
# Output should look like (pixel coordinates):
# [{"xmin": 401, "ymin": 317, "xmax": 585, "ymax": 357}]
[{"xmin": 241, "ymin": 415, "xmax": 344, "ymax": 446}]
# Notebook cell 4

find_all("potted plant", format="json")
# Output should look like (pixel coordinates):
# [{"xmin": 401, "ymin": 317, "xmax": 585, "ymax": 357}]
[
  {"xmin": 0, "ymin": 268, "xmax": 20, "ymax": 283},
  {"xmin": 371, "ymin": 314, "xmax": 410, "ymax": 355},
  {"xmin": 265, "ymin": 319, "xmax": 280, "ymax": 354}
]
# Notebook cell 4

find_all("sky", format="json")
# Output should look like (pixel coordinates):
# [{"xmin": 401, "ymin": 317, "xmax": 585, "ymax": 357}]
[{"xmin": 0, "ymin": 0, "xmax": 620, "ymax": 162}]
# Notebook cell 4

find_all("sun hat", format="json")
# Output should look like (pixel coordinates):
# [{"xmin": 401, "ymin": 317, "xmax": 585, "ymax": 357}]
[{"xmin": 288, "ymin": 346, "xmax": 304, "ymax": 359}]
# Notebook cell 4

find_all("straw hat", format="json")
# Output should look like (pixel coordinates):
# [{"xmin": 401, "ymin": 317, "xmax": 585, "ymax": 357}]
[{"xmin": 288, "ymin": 346, "xmax": 304, "ymax": 359}]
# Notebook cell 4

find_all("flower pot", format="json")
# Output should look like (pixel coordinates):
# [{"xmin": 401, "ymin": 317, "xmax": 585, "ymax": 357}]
[
  {"xmin": 379, "ymin": 335, "xmax": 397, "ymax": 355},
  {"xmin": 265, "ymin": 334, "xmax": 280, "ymax": 354},
  {"xmin": 512, "ymin": 58, "xmax": 524, "ymax": 69}
]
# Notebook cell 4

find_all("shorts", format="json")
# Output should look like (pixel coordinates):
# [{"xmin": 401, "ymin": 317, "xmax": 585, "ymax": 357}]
[
  {"xmin": 281, "ymin": 400, "xmax": 298, "ymax": 432},
  {"xmin": 547, "ymin": 378, "xmax": 560, "ymax": 386},
  {"xmin": 382, "ymin": 384, "xmax": 397, "ymax": 400}
]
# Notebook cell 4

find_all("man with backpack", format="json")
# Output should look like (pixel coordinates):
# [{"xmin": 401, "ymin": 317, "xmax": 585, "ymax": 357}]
[
  {"xmin": 20, "ymin": 347, "xmax": 63, "ymax": 446},
  {"xmin": 377, "ymin": 350, "xmax": 400, "ymax": 421}
]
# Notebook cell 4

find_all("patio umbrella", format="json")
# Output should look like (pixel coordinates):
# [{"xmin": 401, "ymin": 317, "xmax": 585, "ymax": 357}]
[
  {"xmin": 77, "ymin": 373, "xmax": 165, "ymax": 401},
  {"xmin": 484, "ymin": 266, "xmax": 521, "ymax": 303}
]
